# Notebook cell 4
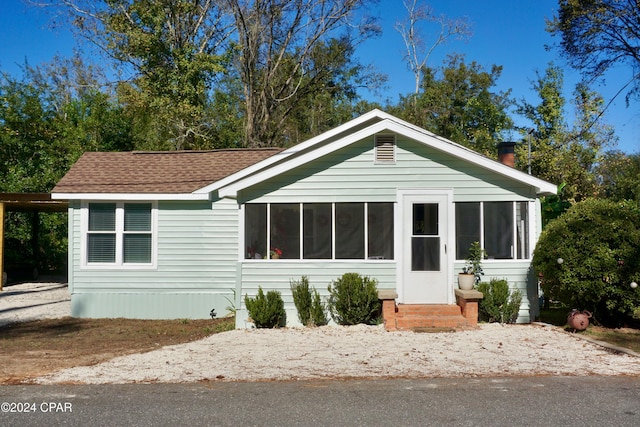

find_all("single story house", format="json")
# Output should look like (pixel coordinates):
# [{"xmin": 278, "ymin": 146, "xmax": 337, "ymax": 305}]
[{"xmin": 52, "ymin": 110, "xmax": 556, "ymax": 328}]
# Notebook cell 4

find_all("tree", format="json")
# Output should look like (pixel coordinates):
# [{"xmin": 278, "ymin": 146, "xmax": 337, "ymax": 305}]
[
  {"xmin": 226, "ymin": 0, "xmax": 381, "ymax": 147},
  {"xmin": 273, "ymin": 38, "xmax": 384, "ymax": 145},
  {"xmin": 41, "ymin": 0, "xmax": 382, "ymax": 148},
  {"xmin": 1, "ymin": 59, "xmax": 134, "ymax": 273},
  {"xmin": 533, "ymin": 198, "xmax": 640, "ymax": 326},
  {"xmin": 548, "ymin": 0, "xmax": 640, "ymax": 102},
  {"xmin": 392, "ymin": 54, "xmax": 513, "ymax": 157},
  {"xmin": 516, "ymin": 64, "xmax": 614, "ymax": 202},
  {"xmin": 516, "ymin": 64, "xmax": 568, "ymax": 181},
  {"xmin": 395, "ymin": 0, "xmax": 471, "ymax": 95},
  {"xmin": 40, "ymin": 0, "xmax": 227, "ymax": 149},
  {"xmin": 597, "ymin": 151, "xmax": 640, "ymax": 203}
]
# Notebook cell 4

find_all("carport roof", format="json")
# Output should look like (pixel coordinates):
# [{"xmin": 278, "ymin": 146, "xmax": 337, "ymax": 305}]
[{"xmin": 0, "ymin": 193, "xmax": 68, "ymax": 213}]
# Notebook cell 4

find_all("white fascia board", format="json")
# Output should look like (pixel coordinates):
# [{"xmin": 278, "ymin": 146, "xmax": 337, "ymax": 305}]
[
  {"xmin": 218, "ymin": 119, "xmax": 396, "ymax": 198},
  {"xmin": 51, "ymin": 193, "xmax": 210, "ymax": 201},
  {"xmin": 391, "ymin": 122, "xmax": 558, "ymax": 195},
  {"xmin": 194, "ymin": 109, "xmax": 392, "ymax": 195},
  {"xmin": 284, "ymin": 108, "xmax": 393, "ymax": 152},
  {"xmin": 193, "ymin": 151, "xmax": 292, "ymax": 195}
]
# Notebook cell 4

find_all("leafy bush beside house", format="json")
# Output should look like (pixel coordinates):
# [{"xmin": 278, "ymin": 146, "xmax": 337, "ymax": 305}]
[
  {"xmin": 244, "ymin": 287, "xmax": 286, "ymax": 328},
  {"xmin": 327, "ymin": 272, "xmax": 381, "ymax": 326},
  {"xmin": 532, "ymin": 199, "xmax": 640, "ymax": 326},
  {"xmin": 290, "ymin": 276, "xmax": 328, "ymax": 326},
  {"xmin": 477, "ymin": 279, "xmax": 522, "ymax": 324}
]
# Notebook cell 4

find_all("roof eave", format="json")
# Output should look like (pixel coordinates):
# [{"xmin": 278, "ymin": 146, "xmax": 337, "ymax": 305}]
[{"xmin": 51, "ymin": 192, "xmax": 210, "ymax": 201}]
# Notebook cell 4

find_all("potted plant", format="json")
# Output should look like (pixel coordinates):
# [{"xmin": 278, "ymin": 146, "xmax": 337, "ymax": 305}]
[
  {"xmin": 458, "ymin": 241, "xmax": 485, "ymax": 290},
  {"xmin": 269, "ymin": 247, "xmax": 282, "ymax": 259}
]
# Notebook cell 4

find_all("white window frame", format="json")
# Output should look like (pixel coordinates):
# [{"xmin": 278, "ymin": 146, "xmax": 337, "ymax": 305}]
[
  {"xmin": 80, "ymin": 201, "xmax": 158, "ymax": 269},
  {"xmin": 241, "ymin": 202, "xmax": 394, "ymax": 261},
  {"xmin": 455, "ymin": 201, "xmax": 531, "ymax": 261}
]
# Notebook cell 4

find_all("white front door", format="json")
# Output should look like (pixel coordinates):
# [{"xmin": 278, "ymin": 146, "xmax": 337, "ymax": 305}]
[{"xmin": 400, "ymin": 191, "xmax": 451, "ymax": 303}]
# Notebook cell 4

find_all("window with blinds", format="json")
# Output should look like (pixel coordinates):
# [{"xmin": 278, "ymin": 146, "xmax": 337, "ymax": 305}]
[
  {"xmin": 88, "ymin": 203, "xmax": 116, "ymax": 263},
  {"xmin": 85, "ymin": 202, "xmax": 154, "ymax": 266},
  {"xmin": 123, "ymin": 203, "xmax": 152, "ymax": 263}
]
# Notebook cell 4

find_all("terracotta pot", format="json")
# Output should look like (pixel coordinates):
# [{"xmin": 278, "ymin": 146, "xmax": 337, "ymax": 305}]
[
  {"xmin": 458, "ymin": 273, "xmax": 475, "ymax": 290},
  {"xmin": 567, "ymin": 310, "xmax": 592, "ymax": 331}
]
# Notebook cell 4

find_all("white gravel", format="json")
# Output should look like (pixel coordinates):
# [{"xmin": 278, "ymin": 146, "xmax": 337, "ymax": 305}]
[
  {"xmin": 36, "ymin": 323, "xmax": 640, "ymax": 384},
  {"xmin": 0, "ymin": 281, "xmax": 70, "ymax": 327},
  {"xmin": 3, "ymin": 282, "xmax": 639, "ymax": 384}
]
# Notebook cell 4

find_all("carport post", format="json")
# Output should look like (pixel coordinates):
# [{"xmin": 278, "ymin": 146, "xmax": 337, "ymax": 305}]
[{"xmin": 0, "ymin": 201, "xmax": 4, "ymax": 291}]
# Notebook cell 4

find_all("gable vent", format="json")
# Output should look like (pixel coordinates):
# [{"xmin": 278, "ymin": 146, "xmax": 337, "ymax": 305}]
[{"xmin": 375, "ymin": 134, "xmax": 396, "ymax": 163}]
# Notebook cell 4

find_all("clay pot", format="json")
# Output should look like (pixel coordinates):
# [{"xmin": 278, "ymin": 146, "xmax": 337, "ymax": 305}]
[{"xmin": 567, "ymin": 310, "xmax": 592, "ymax": 331}]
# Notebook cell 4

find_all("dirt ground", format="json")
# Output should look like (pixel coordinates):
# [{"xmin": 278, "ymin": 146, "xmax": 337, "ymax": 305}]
[{"xmin": 0, "ymin": 316, "xmax": 233, "ymax": 384}]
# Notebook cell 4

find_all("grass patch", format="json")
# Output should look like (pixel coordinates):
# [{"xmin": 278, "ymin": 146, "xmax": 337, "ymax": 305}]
[
  {"xmin": 584, "ymin": 326, "xmax": 640, "ymax": 354},
  {"xmin": 540, "ymin": 304, "xmax": 640, "ymax": 354}
]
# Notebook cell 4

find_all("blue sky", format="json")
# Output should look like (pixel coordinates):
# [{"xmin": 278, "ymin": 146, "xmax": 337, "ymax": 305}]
[{"xmin": 1, "ymin": 0, "xmax": 638, "ymax": 154}]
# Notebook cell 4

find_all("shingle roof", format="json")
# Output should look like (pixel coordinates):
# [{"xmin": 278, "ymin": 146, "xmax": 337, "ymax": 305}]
[{"xmin": 52, "ymin": 149, "xmax": 282, "ymax": 194}]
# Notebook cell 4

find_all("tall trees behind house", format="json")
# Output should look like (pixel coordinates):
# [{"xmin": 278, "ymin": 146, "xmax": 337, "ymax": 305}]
[
  {"xmin": 0, "ymin": 55, "xmax": 133, "ymax": 193},
  {"xmin": 391, "ymin": 54, "xmax": 514, "ymax": 158},
  {"xmin": 0, "ymin": 55, "xmax": 134, "ymax": 272},
  {"xmin": 395, "ymin": 0, "xmax": 471, "ymax": 95},
  {"xmin": 5, "ymin": 0, "xmax": 637, "ymax": 199},
  {"xmin": 41, "ymin": 0, "xmax": 382, "ymax": 148},
  {"xmin": 516, "ymin": 63, "xmax": 616, "ymax": 202},
  {"xmin": 548, "ymin": 0, "xmax": 640, "ymax": 103}
]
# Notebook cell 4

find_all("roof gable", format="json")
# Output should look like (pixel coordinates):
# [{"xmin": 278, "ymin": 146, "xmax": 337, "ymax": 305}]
[{"xmin": 216, "ymin": 110, "xmax": 557, "ymax": 197}]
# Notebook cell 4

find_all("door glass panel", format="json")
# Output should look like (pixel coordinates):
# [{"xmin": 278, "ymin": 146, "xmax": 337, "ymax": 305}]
[
  {"xmin": 411, "ymin": 203, "xmax": 440, "ymax": 271},
  {"xmin": 413, "ymin": 203, "xmax": 438, "ymax": 235},
  {"xmin": 412, "ymin": 237, "xmax": 440, "ymax": 271}
]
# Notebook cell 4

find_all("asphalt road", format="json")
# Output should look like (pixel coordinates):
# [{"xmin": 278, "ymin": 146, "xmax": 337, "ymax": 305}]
[{"xmin": 1, "ymin": 376, "xmax": 639, "ymax": 426}]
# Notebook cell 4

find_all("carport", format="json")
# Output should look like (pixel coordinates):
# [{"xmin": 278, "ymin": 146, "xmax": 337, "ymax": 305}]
[{"xmin": 0, "ymin": 193, "xmax": 68, "ymax": 291}]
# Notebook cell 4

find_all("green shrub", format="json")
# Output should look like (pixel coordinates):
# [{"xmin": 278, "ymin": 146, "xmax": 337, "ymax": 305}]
[
  {"xmin": 532, "ymin": 199, "xmax": 640, "ymax": 326},
  {"xmin": 327, "ymin": 272, "xmax": 381, "ymax": 325},
  {"xmin": 291, "ymin": 276, "xmax": 313, "ymax": 325},
  {"xmin": 291, "ymin": 276, "xmax": 328, "ymax": 326},
  {"xmin": 477, "ymin": 279, "xmax": 522, "ymax": 324},
  {"xmin": 244, "ymin": 287, "xmax": 286, "ymax": 328},
  {"xmin": 309, "ymin": 288, "xmax": 328, "ymax": 326}
]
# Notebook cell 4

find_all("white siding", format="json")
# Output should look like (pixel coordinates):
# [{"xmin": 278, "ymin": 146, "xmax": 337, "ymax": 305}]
[{"xmin": 240, "ymin": 137, "xmax": 534, "ymax": 203}]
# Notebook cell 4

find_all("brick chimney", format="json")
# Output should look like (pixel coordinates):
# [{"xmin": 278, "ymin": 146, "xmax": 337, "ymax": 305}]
[{"xmin": 497, "ymin": 141, "xmax": 516, "ymax": 167}]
